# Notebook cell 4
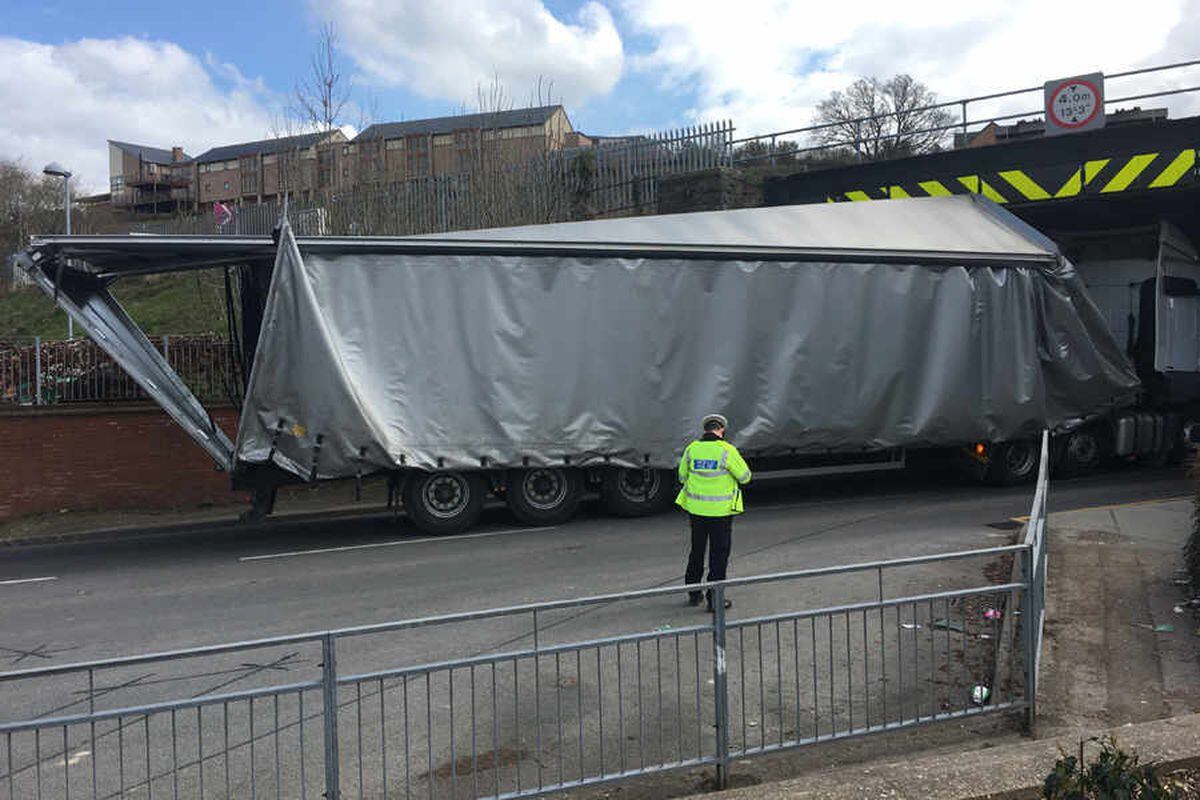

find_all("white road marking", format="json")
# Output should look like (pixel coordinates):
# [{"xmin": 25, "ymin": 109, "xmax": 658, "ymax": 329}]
[
  {"xmin": 0, "ymin": 576, "xmax": 57, "ymax": 586},
  {"xmin": 240, "ymin": 527, "xmax": 558, "ymax": 562}
]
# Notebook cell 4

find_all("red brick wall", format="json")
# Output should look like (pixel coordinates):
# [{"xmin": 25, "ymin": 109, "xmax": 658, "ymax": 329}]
[{"xmin": 1, "ymin": 405, "xmax": 245, "ymax": 520}]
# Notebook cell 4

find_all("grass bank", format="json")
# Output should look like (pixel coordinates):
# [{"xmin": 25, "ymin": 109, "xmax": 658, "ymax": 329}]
[{"xmin": 1, "ymin": 271, "xmax": 229, "ymax": 339}]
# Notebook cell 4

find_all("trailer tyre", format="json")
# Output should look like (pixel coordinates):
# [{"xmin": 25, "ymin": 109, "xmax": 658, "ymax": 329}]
[
  {"xmin": 1059, "ymin": 427, "xmax": 1108, "ymax": 477},
  {"xmin": 987, "ymin": 441, "xmax": 1039, "ymax": 486},
  {"xmin": 403, "ymin": 471, "xmax": 486, "ymax": 535},
  {"xmin": 601, "ymin": 468, "xmax": 676, "ymax": 517},
  {"xmin": 505, "ymin": 468, "xmax": 583, "ymax": 526}
]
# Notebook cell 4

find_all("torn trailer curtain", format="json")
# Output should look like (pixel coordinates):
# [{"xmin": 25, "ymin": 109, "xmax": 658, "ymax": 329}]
[{"xmin": 232, "ymin": 195, "xmax": 1139, "ymax": 481}]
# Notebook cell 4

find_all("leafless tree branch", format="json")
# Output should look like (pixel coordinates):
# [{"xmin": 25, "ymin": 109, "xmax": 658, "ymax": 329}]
[{"xmin": 813, "ymin": 74, "xmax": 955, "ymax": 161}]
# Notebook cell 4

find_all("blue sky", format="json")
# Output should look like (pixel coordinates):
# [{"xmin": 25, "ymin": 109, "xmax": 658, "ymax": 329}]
[
  {"xmin": 3, "ymin": 0, "xmax": 689, "ymax": 134},
  {"xmin": 2, "ymin": 0, "xmax": 1196, "ymax": 190}
]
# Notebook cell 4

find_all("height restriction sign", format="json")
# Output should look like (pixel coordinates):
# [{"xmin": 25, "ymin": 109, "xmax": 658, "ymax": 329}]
[{"xmin": 1044, "ymin": 73, "xmax": 1105, "ymax": 136}]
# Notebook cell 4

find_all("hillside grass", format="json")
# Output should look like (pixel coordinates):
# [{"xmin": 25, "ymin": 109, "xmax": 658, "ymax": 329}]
[{"xmin": 1, "ymin": 271, "xmax": 229, "ymax": 340}]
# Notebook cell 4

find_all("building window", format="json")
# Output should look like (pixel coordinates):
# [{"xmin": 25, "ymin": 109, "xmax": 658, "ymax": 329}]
[
  {"xmin": 385, "ymin": 138, "xmax": 404, "ymax": 150},
  {"xmin": 110, "ymin": 176, "xmax": 124, "ymax": 190},
  {"xmin": 317, "ymin": 147, "xmax": 334, "ymax": 188},
  {"xmin": 240, "ymin": 156, "xmax": 257, "ymax": 194},
  {"xmin": 223, "ymin": 181, "xmax": 230, "ymax": 191},
  {"xmin": 278, "ymin": 153, "xmax": 297, "ymax": 190}
]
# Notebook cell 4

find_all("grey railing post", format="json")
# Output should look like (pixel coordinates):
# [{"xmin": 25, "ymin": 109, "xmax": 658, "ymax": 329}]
[
  {"xmin": 1020, "ymin": 545, "xmax": 1036, "ymax": 733},
  {"xmin": 710, "ymin": 584, "xmax": 730, "ymax": 789},
  {"xmin": 321, "ymin": 634, "xmax": 341, "ymax": 799},
  {"xmin": 33, "ymin": 335, "xmax": 42, "ymax": 405}
]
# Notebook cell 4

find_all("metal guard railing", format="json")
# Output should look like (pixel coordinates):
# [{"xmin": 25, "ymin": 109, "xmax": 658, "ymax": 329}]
[{"xmin": 730, "ymin": 59, "xmax": 1200, "ymax": 165}]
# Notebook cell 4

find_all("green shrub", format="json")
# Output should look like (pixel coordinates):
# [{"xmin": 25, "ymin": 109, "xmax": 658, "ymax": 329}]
[{"xmin": 1043, "ymin": 736, "xmax": 1183, "ymax": 799}]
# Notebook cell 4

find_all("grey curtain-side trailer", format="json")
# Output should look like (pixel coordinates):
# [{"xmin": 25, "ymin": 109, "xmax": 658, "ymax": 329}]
[{"xmin": 18, "ymin": 196, "xmax": 1146, "ymax": 534}]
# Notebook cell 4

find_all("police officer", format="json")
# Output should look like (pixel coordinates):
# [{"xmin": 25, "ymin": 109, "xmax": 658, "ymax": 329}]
[{"xmin": 676, "ymin": 413, "xmax": 752, "ymax": 611}]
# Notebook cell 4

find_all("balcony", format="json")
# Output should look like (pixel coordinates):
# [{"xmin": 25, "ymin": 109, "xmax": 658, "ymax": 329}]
[
  {"xmin": 112, "ymin": 184, "xmax": 193, "ymax": 212},
  {"xmin": 126, "ymin": 172, "xmax": 192, "ymax": 189}
]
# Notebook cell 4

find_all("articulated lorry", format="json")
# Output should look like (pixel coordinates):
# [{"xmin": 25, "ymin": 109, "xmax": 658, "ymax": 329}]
[{"xmin": 21, "ymin": 195, "xmax": 1181, "ymax": 535}]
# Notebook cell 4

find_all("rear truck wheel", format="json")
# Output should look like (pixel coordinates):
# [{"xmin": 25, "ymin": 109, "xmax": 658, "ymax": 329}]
[
  {"xmin": 504, "ymin": 467, "xmax": 583, "ymax": 526},
  {"xmin": 1058, "ymin": 426, "xmax": 1109, "ymax": 477},
  {"xmin": 403, "ymin": 471, "xmax": 486, "ymax": 535},
  {"xmin": 987, "ymin": 440, "xmax": 1039, "ymax": 486},
  {"xmin": 601, "ymin": 467, "xmax": 676, "ymax": 517}
]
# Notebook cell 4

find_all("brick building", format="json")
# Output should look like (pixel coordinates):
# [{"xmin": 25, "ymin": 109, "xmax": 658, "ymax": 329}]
[
  {"xmin": 108, "ymin": 105, "xmax": 580, "ymax": 214},
  {"xmin": 108, "ymin": 141, "xmax": 192, "ymax": 214},
  {"xmin": 348, "ymin": 105, "xmax": 574, "ymax": 184},
  {"xmin": 192, "ymin": 130, "xmax": 349, "ymax": 207}
]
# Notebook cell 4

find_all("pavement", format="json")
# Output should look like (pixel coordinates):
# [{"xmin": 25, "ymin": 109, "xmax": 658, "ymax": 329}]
[
  {"xmin": 0, "ymin": 477, "xmax": 392, "ymax": 547},
  {"xmin": 1036, "ymin": 497, "xmax": 1200, "ymax": 734},
  {"xmin": 702, "ymin": 712, "xmax": 1200, "ymax": 800}
]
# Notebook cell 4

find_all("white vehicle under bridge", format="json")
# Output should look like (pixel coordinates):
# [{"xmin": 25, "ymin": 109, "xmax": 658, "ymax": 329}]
[{"xmin": 16, "ymin": 196, "xmax": 1159, "ymax": 535}]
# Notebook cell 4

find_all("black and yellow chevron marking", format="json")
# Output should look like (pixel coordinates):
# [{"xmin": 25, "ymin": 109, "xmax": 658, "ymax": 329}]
[{"xmin": 826, "ymin": 148, "xmax": 1197, "ymax": 203}]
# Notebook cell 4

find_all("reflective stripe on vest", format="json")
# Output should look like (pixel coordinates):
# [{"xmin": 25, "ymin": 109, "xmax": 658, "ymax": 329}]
[{"xmin": 685, "ymin": 490, "xmax": 736, "ymax": 503}]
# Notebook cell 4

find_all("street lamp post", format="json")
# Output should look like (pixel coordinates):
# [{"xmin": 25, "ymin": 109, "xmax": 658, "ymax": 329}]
[{"xmin": 42, "ymin": 162, "xmax": 73, "ymax": 338}]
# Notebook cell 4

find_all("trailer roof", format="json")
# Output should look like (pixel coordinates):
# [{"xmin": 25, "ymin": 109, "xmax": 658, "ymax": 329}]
[
  {"xmin": 25, "ymin": 195, "xmax": 1057, "ymax": 280},
  {"xmin": 427, "ymin": 194, "xmax": 1059, "ymax": 259}
]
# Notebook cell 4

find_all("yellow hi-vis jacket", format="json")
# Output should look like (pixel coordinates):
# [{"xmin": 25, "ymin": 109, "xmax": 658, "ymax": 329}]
[{"xmin": 675, "ymin": 437, "xmax": 752, "ymax": 517}]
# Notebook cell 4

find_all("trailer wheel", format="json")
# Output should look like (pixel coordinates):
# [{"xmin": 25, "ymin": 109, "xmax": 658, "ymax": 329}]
[
  {"xmin": 505, "ymin": 468, "xmax": 583, "ymax": 526},
  {"xmin": 403, "ymin": 471, "xmax": 486, "ymax": 535},
  {"xmin": 601, "ymin": 468, "xmax": 676, "ymax": 517},
  {"xmin": 1059, "ymin": 427, "xmax": 1108, "ymax": 477},
  {"xmin": 987, "ymin": 441, "xmax": 1039, "ymax": 486}
]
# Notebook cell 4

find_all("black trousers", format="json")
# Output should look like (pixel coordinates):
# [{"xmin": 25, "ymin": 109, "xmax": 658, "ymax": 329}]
[{"xmin": 685, "ymin": 513, "xmax": 733, "ymax": 595}]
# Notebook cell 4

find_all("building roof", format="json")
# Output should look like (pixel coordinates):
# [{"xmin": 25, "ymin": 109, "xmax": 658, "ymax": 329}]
[
  {"xmin": 109, "ymin": 140, "xmax": 189, "ymax": 164},
  {"xmin": 356, "ymin": 105, "xmax": 563, "ymax": 141},
  {"xmin": 194, "ymin": 131, "xmax": 333, "ymax": 164}
]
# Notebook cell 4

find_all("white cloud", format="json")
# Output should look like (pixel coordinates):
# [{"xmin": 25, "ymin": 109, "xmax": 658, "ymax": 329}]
[
  {"xmin": 621, "ymin": 0, "xmax": 1195, "ymax": 137},
  {"xmin": 0, "ymin": 37, "xmax": 278, "ymax": 192},
  {"xmin": 312, "ymin": 0, "xmax": 624, "ymax": 109}
]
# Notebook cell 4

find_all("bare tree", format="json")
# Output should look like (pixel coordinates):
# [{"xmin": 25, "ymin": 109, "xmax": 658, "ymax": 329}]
[
  {"xmin": 293, "ymin": 22, "xmax": 351, "ymax": 133},
  {"xmin": 0, "ymin": 159, "xmax": 104, "ymax": 294},
  {"xmin": 0, "ymin": 160, "xmax": 65, "ymax": 254},
  {"xmin": 813, "ymin": 74, "xmax": 954, "ymax": 160},
  {"xmin": 259, "ymin": 24, "xmax": 353, "ymax": 221}
]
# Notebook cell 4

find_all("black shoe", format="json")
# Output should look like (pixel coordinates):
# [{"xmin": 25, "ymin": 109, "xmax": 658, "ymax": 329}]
[
  {"xmin": 687, "ymin": 592, "xmax": 703, "ymax": 607},
  {"xmin": 706, "ymin": 598, "xmax": 733, "ymax": 612}
]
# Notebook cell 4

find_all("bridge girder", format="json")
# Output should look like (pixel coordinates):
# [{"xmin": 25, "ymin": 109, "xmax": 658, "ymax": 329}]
[{"xmin": 764, "ymin": 116, "xmax": 1200, "ymax": 245}]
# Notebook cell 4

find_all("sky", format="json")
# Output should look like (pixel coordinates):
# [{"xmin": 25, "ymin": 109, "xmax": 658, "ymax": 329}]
[{"xmin": 2, "ymin": 0, "xmax": 1198, "ymax": 192}]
